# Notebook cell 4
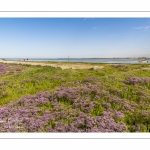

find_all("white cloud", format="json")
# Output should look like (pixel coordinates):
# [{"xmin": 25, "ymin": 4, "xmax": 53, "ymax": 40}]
[
  {"xmin": 145, "ymin": 26, "xmax": 150, "ymax": 29},
  {"xmin": 134, "ymin": 26, "xmax": 150, "ymax": 31},
  {"xmin": 83, "ymin": 18, "xmax": 91, "ymax": 21},
  {"xmin": 83, "ymin": 18, "xmax": 87, "ymax": 21},
  {"xmin": 134, "ymin": 26, "xmax": 144, "ymax": 29},
  {"xmin": 92, "ymin": 26, "xmax": 98, "ymax": 30},
  {"xmin": 83, "ymin": 18, "xmax": 95, "ymax": 21},
  {"xmin": 108, "ymin": 33, "xmax": 120, "ymax": 37}
]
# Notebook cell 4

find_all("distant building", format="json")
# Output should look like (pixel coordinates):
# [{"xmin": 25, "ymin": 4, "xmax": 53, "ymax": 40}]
[{"xmin": 138, "ymin": 59, "xmax": 148, "ymax": 63}]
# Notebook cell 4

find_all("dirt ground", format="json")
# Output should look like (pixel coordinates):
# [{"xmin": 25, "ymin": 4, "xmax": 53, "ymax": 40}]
[{"xmin": 0, "ymin": 60, "xmax": 104, "ymax": 69}]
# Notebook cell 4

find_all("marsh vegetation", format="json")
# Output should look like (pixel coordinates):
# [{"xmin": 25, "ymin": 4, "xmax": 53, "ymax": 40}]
[{"xmin": 0, "ymin": 62, "xmax": 150, "ymax": 132}]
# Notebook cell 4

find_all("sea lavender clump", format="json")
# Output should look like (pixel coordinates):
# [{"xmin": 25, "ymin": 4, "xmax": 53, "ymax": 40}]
[
  {"xmin": 0, "ymin": 77, "xmax": 129, "ymax": 132},
  {"xmin": 0, "ymin": 63, "xmax": 24, "ymax": 76},
  {"xmin": 1, "ymin": 74, "xmax": 150, "ymax": 132},
  {"xmin": 125, "ymin": 76, "xmax": 150, "ymax": 85},
  {"xmin": 0, "ymin": 64, "xmax": 10, "ymax": 75}
]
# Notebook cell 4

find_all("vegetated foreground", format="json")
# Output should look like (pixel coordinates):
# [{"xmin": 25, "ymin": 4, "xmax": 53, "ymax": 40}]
[{"xmin": 0, "ymin": 62, "xmax": 150, "ymax": 132}]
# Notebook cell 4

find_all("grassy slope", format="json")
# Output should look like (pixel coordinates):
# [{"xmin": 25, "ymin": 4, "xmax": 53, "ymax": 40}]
[
  {"xmin": 0, "ymin": 63, "xmax": 106, "ymax": 105},
  {"xmin": 1, "ymin": 62, "xmax": 150, "ymax": 132}
]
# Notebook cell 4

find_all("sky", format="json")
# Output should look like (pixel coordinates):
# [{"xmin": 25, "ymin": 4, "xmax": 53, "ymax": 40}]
[{"xmin": 0, "ymin": 18, "xmax": 150, "ymax": 58}]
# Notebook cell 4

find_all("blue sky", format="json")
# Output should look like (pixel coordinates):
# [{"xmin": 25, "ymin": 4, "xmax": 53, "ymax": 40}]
[{"xmin": 0, "ymin": 18, "xmax": 150, "ymax": 58}]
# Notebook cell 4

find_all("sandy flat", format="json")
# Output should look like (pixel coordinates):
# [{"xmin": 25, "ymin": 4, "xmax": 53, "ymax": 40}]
[{"xmin": 0, "ymin": 60, "xmax": 104, "ymax": 70}]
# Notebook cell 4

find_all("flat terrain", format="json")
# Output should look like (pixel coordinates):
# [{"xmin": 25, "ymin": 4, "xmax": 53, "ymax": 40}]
[
  {"xmin": 0, "ymin": 60, "xmax": 104, "ymax": 69},
  {"xmin": 0, "ymin": 62, "xmax": 150, "ymax": 132}
]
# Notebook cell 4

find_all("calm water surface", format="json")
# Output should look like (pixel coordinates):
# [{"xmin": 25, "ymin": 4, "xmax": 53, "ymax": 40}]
[{"xmin": 5, "ymin": 58, "xmax": 150, "ymax": 64}]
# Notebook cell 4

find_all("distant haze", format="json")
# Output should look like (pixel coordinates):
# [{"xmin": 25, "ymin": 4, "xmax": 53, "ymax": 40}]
[{"xmin": 0, "ymin": 18, "xmax": 150, "ymax": 58}]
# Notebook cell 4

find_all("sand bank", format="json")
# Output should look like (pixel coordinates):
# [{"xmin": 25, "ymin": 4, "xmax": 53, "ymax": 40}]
[{"xmin": 0, "ymin": 60, "xmax": 104, "ymax": 69}]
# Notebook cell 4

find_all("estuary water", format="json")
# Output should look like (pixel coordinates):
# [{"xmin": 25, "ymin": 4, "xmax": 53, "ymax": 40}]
[{"xmin": 4, "ymin": 58, "xmax": 150, "ymax": 64}]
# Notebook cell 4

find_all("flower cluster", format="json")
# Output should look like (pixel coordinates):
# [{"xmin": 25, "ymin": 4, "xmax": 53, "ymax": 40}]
[
  {"xmin": 125, "ymin": 76, "xmax": 150, "ymax": 85},
  {"xmin": 0, "ymin": 78, "xmax": 128, "ymax": 132},
  {"xmin": 0, "ymin": 72, "xmax": 150, "ymax": 132},
  {"xmin": 0, "ymin": 63, "xmax": 23, "ymax": 76}
]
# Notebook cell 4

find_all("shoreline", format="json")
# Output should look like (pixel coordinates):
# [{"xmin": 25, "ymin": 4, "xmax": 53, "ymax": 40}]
[{"xmin": 0, "ymin": 60, "xmax": 104, "ymax": 69}]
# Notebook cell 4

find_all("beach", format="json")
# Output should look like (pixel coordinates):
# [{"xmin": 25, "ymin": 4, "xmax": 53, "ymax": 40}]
[{"xmin": 0, "ymin": 60, "xmax": 104, "ymax": 69}]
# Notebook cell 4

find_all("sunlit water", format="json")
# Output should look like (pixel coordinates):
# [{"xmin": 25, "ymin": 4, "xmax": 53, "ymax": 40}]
[{"xmin": 4, "ymin": 58, "xmax": 150, "ymax": 64}]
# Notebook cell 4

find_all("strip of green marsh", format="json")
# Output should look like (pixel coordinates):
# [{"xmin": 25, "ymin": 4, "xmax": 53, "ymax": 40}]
[
  {"xmin": 0, "ymin": 63, "xmax": 106, "ymax": 105},
  {"xmin": 1, "ymin": 63, "xmax": 150, "ymax": 131},
  {"xmin": 1, "ymin": 63, "xmax": 150, "ymax": 108}
]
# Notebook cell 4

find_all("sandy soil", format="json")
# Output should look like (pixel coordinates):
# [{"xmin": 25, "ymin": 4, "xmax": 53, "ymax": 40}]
[{"xmin": 0, "ymin": 60, "xmax": 104, "ymax": 70}]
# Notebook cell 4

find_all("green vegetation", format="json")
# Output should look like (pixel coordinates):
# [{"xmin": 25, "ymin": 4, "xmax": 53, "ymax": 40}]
[
  {"xmin": 1, "ymin": 62, "xmax": 150, "ymax": 132},
  {"xmin": 0, "ymin": 63, "xmax": 107, "ymax": 105}
]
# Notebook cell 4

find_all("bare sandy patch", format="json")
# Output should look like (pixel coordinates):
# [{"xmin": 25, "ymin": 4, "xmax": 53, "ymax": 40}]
[
  {"xmin": 142, "ymin": 68, "xmax": 150, "ymax": 70},
  {"xmin": 0, "ymin": 60, "xmax": 104, "ymax": 70}
]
